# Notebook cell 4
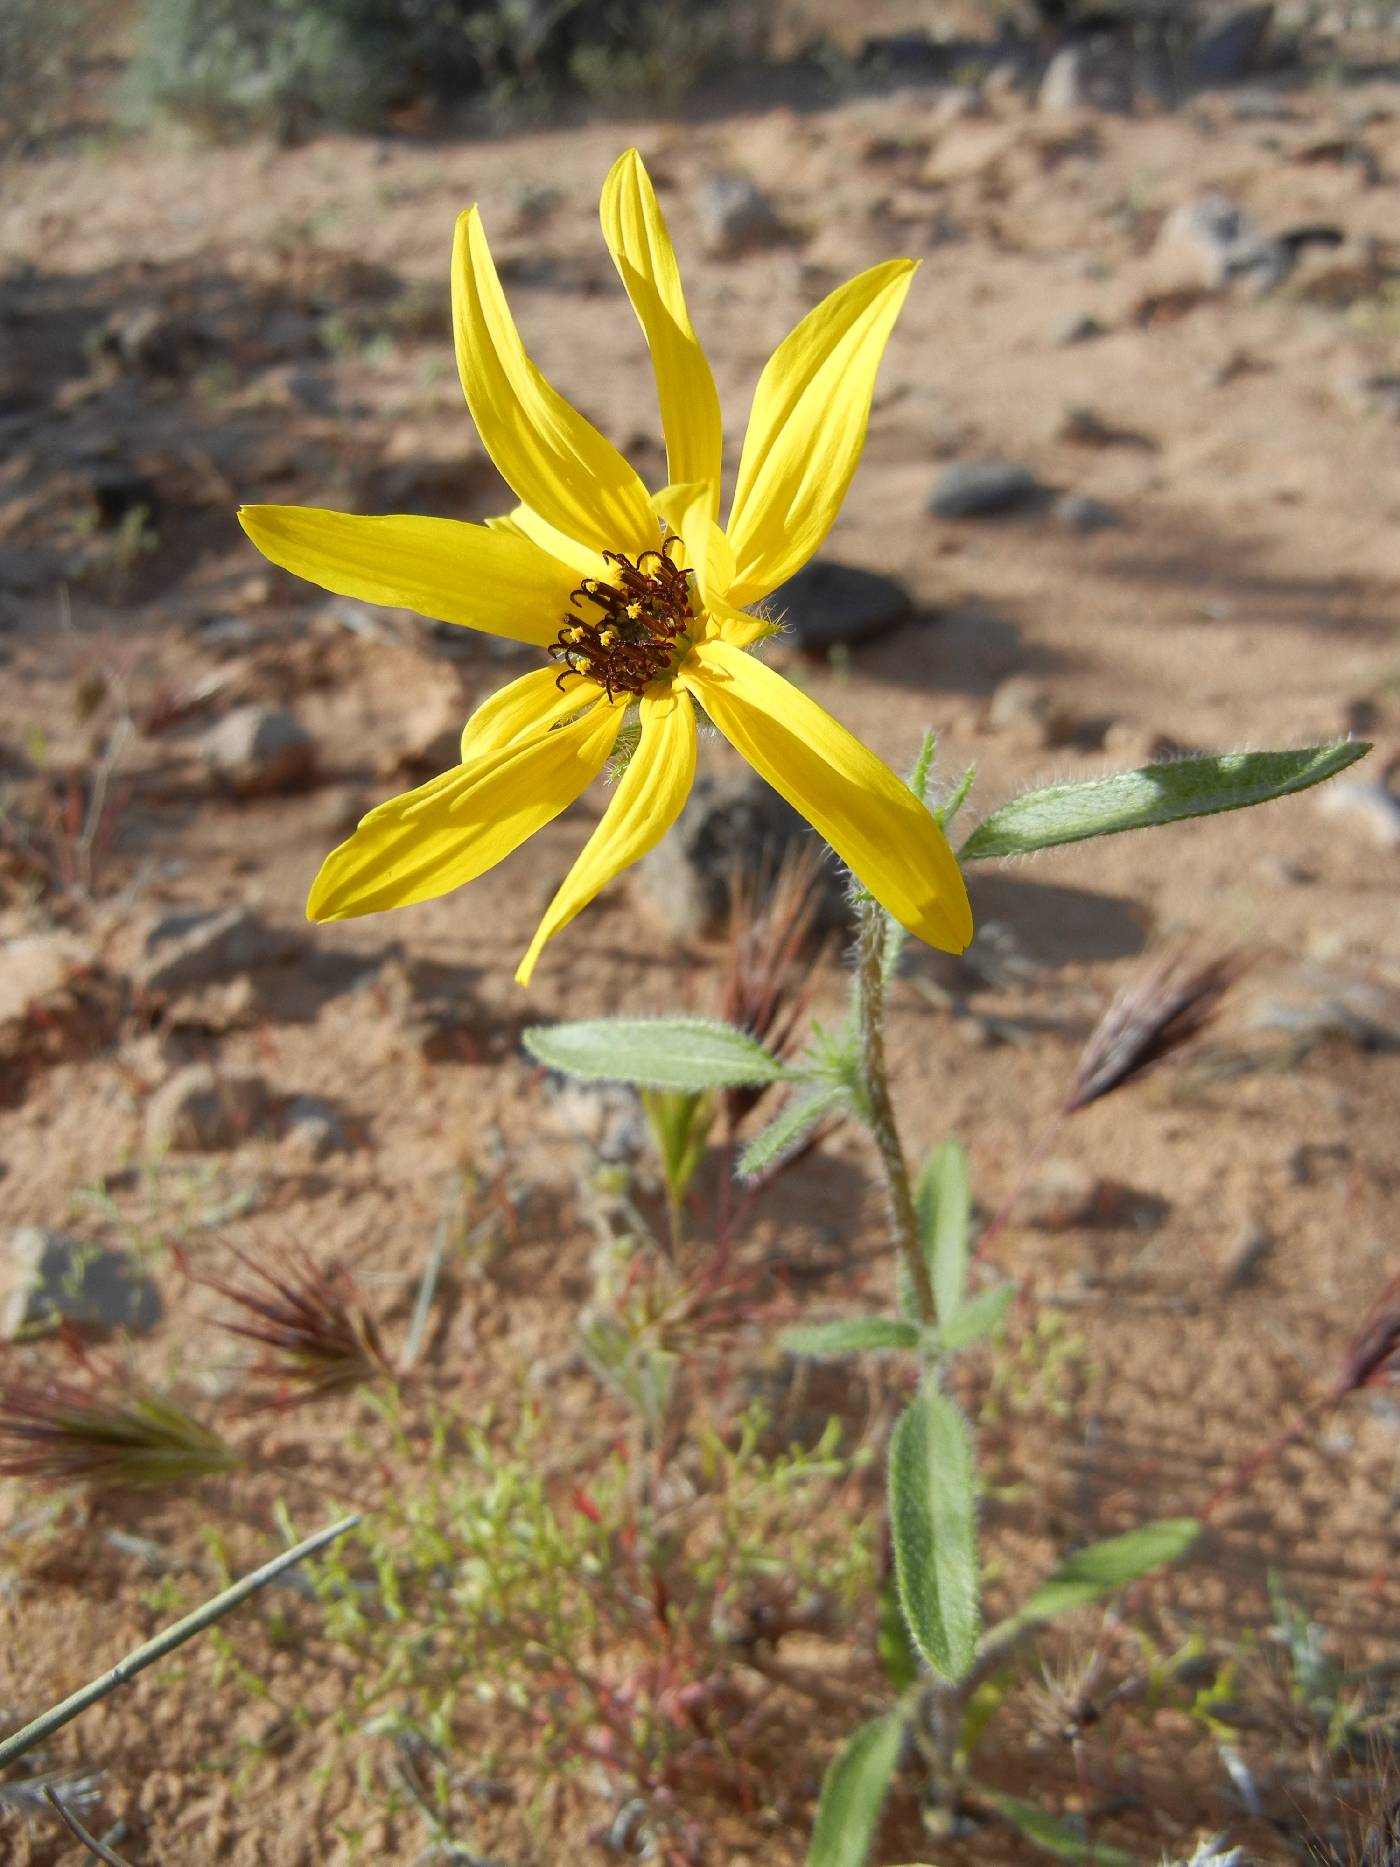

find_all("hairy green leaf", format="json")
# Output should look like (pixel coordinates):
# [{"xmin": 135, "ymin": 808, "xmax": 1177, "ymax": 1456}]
[
  {"xmin": 808, "ymin": 1712, "xmax": 904, "ymax": 1867},
  {"xmin": 523, "ymin": 1017, "xmax": 790, "ymax": 1092},
  {"xmin": 959, "ymin": 742, "xmax": 1371, "ymax": 862},
  {"xmin": 737, "ymin": 1084, "xmax": 846, "ymax": 1180},
  {"xmin": 938, "ymin": 1282, "xmax": 1015, "ymax": 1352},
  {"xmin": 781, "ymin": 1317, "xmax": 921, "ymax": 1359},
  {"xmin": 888, "ymin": 1386, "xmax": 979, "ymax": 1682},
  {"xmin": 1011, "ymin": 1519, "xmax": 1200, "ymax": 1632},
  {"xmin": 915, "ymin": 1138, "xmax": 971, "ymax": 1326}
]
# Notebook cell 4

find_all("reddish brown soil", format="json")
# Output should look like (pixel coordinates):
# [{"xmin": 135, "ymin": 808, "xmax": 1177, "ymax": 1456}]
[{"xmin": 2, "ymin": 9, "xmax": 1398, "ymax": 1865}]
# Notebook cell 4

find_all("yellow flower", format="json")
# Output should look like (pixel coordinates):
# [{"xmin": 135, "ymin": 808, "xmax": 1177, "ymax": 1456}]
[{"xmin": 239, "ymin": 149, "xmax": 972, "ymax": 985}]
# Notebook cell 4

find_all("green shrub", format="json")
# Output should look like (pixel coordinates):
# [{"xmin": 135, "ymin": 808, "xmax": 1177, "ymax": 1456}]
[{"xmin": 123, "ymin": 0, "xmax": 767, "ymax": 139}]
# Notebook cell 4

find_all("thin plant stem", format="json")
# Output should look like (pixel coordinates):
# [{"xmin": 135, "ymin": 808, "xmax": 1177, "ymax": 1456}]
[
  {"xmin": 402, "ymin": 1172, "xmax": 464, "ymax": 1371},
  {"xmin": 855, "ymin": 902, "xmax": 936, "ymax": 1328},
  {"xmin": 969, "ymin": 1107, "xmax": 1068, "ymax": 1267},
  {"xmin": 44, "ymin": 1789, "xmax": 137, "ymax": 1867},
  {"xmin": 0, "ymin": 1513, "xmax": 360, "ymax": 1771}
]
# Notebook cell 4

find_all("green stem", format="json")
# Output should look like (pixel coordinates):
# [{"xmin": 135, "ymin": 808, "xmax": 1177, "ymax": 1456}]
[
  {"xmin": 855, "ymin": 902, "xmax": 936, "ymax": 1328},
  {"xmin": 0, "ymin": 1513, "xmax": 360, "ymax": 1771}
]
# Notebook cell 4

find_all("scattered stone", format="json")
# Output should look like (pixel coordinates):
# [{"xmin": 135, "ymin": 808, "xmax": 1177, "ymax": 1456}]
[
  {"xmin": 1220, "ymin": 1220, "xmax": 1274, "ymax": 1290},
  {"xmin": 1101, "ymin": 723, "xmax": 1192, "ymax": 763},
  {"xmin": 145, "ymin": 1063, "xmax": 271, "ymax": 1152},
  {"xmin": 281, "ymin": 1095, "xmax": 352, "ymax": 1162},
  {"xmin": 544, "ymin": 1079, "xmax": 648, "ymax": 1163},
  {"xmin": 1055, "ymin": 493, "xmax": 1121, "ymax": 533},
  {"xmin": 1282, "ymin": 1140, "xmax": 1349, "ymax": 1186},
  {"xmin": 0, "ymin": 932, "xmax": 98, "ymax": 1030},
  {"xmin": 929, "ymin": 460, "xmax": 1041, "ymax": 520},
  {"xmin": 1189, "ymin": 5, "xmax": 1274, "ymax": 87},
  {"xmin": 1055, "ymin": 313, "xmax": 1107, "ymax": 346},
  {"xmin": 1019, "ymin": 1158, "xmax": 1103, "ymax": 1232},
  {"xmin": 768, "ymin": 561, "xmax": 912, "ymax": 651},
  {"xmin": 138, "ymin": 907, "xmax": 304, "ymax": 995},
  {"xmin": 1054, "ymin": 405, "xmax": 1156, "ymax": 451},
  {"xmin": 986, "ymin": 674, "xmax": 1076, "ymax": 748},
  {"xmin": 1314, "ymin": 779, "xmax": 1400, "ymax": 850},
  {"xmin": 88, "ymin": 464, "xmax": 160, "ymax": 532},
  {"xmin": 97, "ymin": 305, "xmax": 210, "ymax": 379},
  {"xmin": 1153, "ymin": 194, "xmax": 1290, "ymax": 294},
  {"xmin": 923, "ymin": 122, "xmax": 1017, "ymax": 186},
  {"xmin": 201, "ymin": 706, "xmax": 315, "ymax": 798},
  {"xmin": 1038, "ymin": 46, "xmax": 1088, "ymax": 115},
  {"xmin": 697, "ymin": 175, "xmax": 789, "ymax": 259},
  {"xmin": 637, "ymin": 771, "xmax": 844, "ymax": 940},
  {"xmin": 1340, "ymin": 372, "xmax": 1400, "ymax": 422},
  {"xmin": 3, "ymin": 1226, "xmax": 162, "ymax": 1339},
  {"xmin": 1247, "ymin": 970, "xmax": 1400, "ymax": 1051},
  {"xmin": 389, "ymin": 685, "xmax": 467, "ymax": 775}
]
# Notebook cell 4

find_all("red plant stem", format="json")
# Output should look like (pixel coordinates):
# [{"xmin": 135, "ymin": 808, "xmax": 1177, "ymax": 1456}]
[{"xmin": 970, "ymin": 1106, "xmax": 1069, "ymax": 1267}]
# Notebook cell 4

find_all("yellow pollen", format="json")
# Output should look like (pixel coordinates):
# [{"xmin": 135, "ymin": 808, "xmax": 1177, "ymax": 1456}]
[
  {"xmin": 625, "ymin": 601, "xmax": 642, "ymax": 620},
  {"xmin": 573, "ymin": 656, "xmax": 592, "ymax": 673},
  {"xmin": 599, "ymin": 626, "xmax": 618, "ymax": 647}
]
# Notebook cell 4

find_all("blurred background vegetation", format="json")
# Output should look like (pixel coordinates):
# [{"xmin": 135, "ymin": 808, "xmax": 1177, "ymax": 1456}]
[{"xmin": 4, "ymin": 1, "xmax": 1385, "ymax": 151}]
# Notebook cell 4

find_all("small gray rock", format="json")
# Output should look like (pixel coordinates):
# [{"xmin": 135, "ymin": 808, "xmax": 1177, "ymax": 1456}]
[
  {"xmin": 1220, "ymin": 1220, "xmax": 1273, "ymax": 1290},
  {"xmin": 1055, "ymin": 313, "xmax": 1106, "ymax": 346},
  {"xmin": 986, "ymin": 674, "xmax": 1076, "ymax": 748},
  {"xmin": 1155, "ymin": 194, "xmax": 1290, "ymax": 294},
  {"xmin": 4, "ymin": 1226, "xmax": 161, "ymax": 1338},
  {"xmin": 1019, "ymin": 1158, "xmax": 1103, "ymax": 1232},
  {"xmin": 768, "ymin": 560, "xmax": 912, "ymax": 651},
  {"xmin": 545, "ymin": 1079, "xmax": 647, "ymax": 1164},
  {"xmin": 1055, "ymin": 493, "xmax": 1121, "ymax": 534},
  {"xmin": 1190, "ymin": 5, "xmax": 1274, "ymax": 87},
  {"xmin": 1314, "ymin": 779, "xmax": 1400, "ymax": 850},
  {"xmin": 929, "ymin": 460, "xmax": 1041, "ymax": 520},
  {"xmin": 202, "ymin": 706, "xmax": 315, "ymax": 797},
  {"xmin": 145, "ymin": 1063, "xmax": 271, "ymax": 1152},
  {"xmin": 637, "ymin": 771, "xmax": 842, "ymax": 940},
  {"xmin": 281, "ymin": 1094, "xmax": 351, "ymax": 1161},
  {"xmin": 138, "ymin": 907, "xmax": 304, "ymax": 995},
  {"xmin": 697, "ymin": 174, "xmax": 789, "ymax": 259},
  {"xmin": 1038, "ymin": 46, "xmax": 1088, "ymax": 114}
]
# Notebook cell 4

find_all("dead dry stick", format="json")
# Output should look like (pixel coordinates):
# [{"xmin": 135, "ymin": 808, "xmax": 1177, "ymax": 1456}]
[
  {"xmin": 44, "ymin": 1788, "xmax": 136, "ymax": 1867},
  {"xmin": 0, "ymin": 1513, "xmax": 360, "ymax": 1772}
]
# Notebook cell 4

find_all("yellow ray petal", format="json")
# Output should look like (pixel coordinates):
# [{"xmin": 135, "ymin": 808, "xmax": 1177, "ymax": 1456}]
[
  {"xmin": 704, "ymin": 589, "xmax": 771, "ymax": 651},
  {"xmin": 499, "ymin": 503, "xmax": 609, "ymax": 582},
  {"xmin": 516, "ymin": 684, "xmax": 696, "ymax": 984},
  {"xmin": 680, "ymin": 638, "xmax": 971, "ymax": 952},
  {"xmin": 654, "ymin": 483, "xmax": 736, "ymax": 611},
  {"xmin": 460, "ymin": 666, "xmax": 604, "ymax": 762},
  {"xmin": 453, "ymin": 206, "xmax": 655, "ymax": 560},
  {"xmin": 239, "ymin": 505, "xmax": 573, "ymax": 646},
  {"xmin": 308, "ymin": 700, "xmax": 622, "ymax": 921},
  {"xmin": 723, "ymin": 259, "xmax": 917, "ymax": 607},
  {"xmin": 601, "ymin": 150, "xmax": 723, "ymax": 520}
]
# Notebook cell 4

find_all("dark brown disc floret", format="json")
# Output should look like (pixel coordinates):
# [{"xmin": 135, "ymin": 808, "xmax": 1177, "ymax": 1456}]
[{"xmin": 550, "ymin": 534, "xmax": 694, "ymax": 702}]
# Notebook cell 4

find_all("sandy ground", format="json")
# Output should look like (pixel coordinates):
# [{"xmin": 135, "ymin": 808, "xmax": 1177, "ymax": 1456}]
[{"xmin": 1, "ymin": 11, "xmax": 1398, "ymax": 1864}]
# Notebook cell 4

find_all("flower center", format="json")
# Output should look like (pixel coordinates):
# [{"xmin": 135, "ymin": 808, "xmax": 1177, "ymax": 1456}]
[{"xmin": 551, "ymin": 534, "xmax": 694, "ymax": 702}]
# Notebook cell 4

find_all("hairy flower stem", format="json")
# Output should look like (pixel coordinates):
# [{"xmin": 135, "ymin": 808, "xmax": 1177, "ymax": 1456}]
[{"xmin": 855, "ymin": 902, "xmax": 936, "ymax": 1328}]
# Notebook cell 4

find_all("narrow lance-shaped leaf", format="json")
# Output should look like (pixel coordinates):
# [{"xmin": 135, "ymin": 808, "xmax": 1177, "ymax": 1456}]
[
  {"xmin": 937, "ymin": 1281, "xmax": 1015, "ymax": 1353},
  {"xmin": 808, "ymin": 1711, "xmax": 905, "ymax": 1867},
  {"xmin": 781, "ymin": 1317, "xmax": 921, "ymax": 1359},
  {"xmin": 915, "ymin": 1138, "xmax": 970, "ymax": 1326},
  {"xmin": 959, "ymin": 742, "xmax": 1371, "ymax": 863},
  {"xmin": 523, "ymin": 1016, "xmax": 791, "ymax": 1092},
  {"xmin": 1006, "ymin": 1518, "xmax": 1200, "ymax": 1634},
  {"xmin": 991, "ymin": 1794, "xmax": 1137, "ymax": 1866},
  {"xmin": 738, "ymin": 1084, "xmax": 847, "ymax": 1181},
  {"xmin": 888, "ymin": 1385, "xmax": 979, "ymax": 1682}
]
